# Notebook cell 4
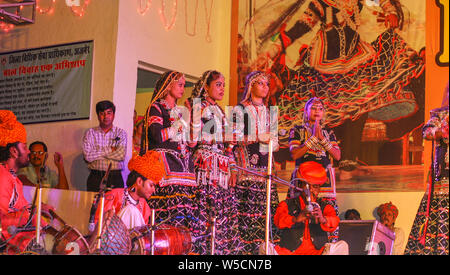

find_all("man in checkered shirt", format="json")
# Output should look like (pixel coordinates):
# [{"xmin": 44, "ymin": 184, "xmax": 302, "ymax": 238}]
[{"xmin": 82, "ymin": 100, "xmax": 127, "ymax": 192}]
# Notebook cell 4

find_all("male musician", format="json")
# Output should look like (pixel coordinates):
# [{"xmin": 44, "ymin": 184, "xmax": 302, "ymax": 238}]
[
  {"xmin": 0, "ymin": 110, "xmax": 53, "ymax": 253},
  {"xmin": 377, "ymin": 202, "xmax": 405, "ymax": 255},
  {"xmin": 93, "ymin": 151, "xmax": 165, "ymax": 229},
  {"xmin": 17, "ymin": 141, "xmax": 69, "ymax": 189},
  {"xmin": 273, "ymin": 161, "xmax": 348, "ymax": 255},
  {"xmin": 82, "ymin": 100, "xmax": 127, "ymax": 192}
]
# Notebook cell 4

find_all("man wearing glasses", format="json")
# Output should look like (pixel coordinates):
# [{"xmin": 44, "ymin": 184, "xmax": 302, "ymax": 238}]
[{"xmin": 17, "ymin": 141, "xmax": 69, "ymax": 190}]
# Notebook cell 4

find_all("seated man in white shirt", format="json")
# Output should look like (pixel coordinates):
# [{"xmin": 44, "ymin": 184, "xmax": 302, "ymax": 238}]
[{"xmin": 18, "ymin": 141, "xmax": 69, "ymax": 189}]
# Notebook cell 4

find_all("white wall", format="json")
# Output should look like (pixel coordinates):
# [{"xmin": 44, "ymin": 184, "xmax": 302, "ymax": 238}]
[
  {"xmin": 1, "ymin": 0, "xmax": 233, "ymax": 189},
  {"xmin": 0, "ymin": 0, "xmax": 120, "ymax": 190},
  {"xmin": 112, "ymin": 0, "xmax": 232, "ymax": 179}
]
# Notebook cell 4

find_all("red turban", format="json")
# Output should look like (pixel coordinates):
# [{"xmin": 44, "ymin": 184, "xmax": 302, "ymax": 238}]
[
  {"xmin": 0, "ymin": 110, "xmax": 27, "ymax": 147},
  {"xmin": 128, "ymin": 151, "xmax": 165, "ymax": 184},
  {"xmin": 296, "ymin": 161, "xmax": 327, "ymax": 185},
  {"xmin": 377, "ymin": 202, "xmax": 399, "ymax": 219}
]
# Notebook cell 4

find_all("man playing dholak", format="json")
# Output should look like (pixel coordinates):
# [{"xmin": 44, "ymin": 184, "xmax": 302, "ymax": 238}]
[
  {"xmin": 0, "ymin": 110, "xmax": 54, "ymax": 254},
  {"xmin": 267, "ymin": 161, "xmax": 348, "ymax": 255},
  {"xmin": 93, "ymin": 151, "xmax": 164, "ymax": 229}
]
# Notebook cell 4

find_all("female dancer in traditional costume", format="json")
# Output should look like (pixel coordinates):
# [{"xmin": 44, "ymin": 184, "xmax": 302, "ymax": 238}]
[
  {"xmin": 232, "ymin": 71, "xmax": 280, "ymax": 254},
  {"xmin": 404, "ymin": 83, "xmax": 449, "ymax": 255},
  {"xmin": 141, "ymin": 71, "xmax": 200, "ymax": 253},
  {"xmin": 288, "ymin": 97, "xmax": 341, "ymax": 242},
  {"xmin": 186, "ymin": 70, "xmax": 242, "ymax": 255}
]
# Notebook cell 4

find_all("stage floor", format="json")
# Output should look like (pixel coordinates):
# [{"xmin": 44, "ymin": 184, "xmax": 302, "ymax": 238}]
[{"xmin": 275, "ymin": 165, "xmax": 425, "ymax": 194}]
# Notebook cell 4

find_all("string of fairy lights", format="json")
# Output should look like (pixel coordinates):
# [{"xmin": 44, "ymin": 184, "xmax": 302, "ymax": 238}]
[{"xmin": 1, "ymin": 0, "xmax": 215, "ymax": 42}]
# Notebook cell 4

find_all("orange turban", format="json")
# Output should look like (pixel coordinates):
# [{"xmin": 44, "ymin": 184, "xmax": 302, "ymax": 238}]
[
  {"xmin": 377, "ymin": 202, "xmax": 399, "ymax": 219},
  {"xmin": 0, "ymin": 110, "xmax": 27, "ymax": 147},
  {"xmin": 128, "ymin": 151, "xmax": 165, "ymax": 184},
  {"xmin": 297, "ymin": 161, "xmax": 328, "ymax": 185}
]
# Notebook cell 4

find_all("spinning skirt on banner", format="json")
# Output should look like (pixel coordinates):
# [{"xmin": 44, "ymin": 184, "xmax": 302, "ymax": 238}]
[
  {"xmin": 276, "ymin": 29, "xmax": 425, "ymax": 146},
  {"xmin": 147, "ymin": 149, "xmax": 201, "ymax": 254},
  {"xmin": 404, "ymin": 180, "xmax": 449, "ymax": 255},
  {"xmin": 194, "ymin": 148, "xmax": 243, "ymax": 255},
  {"xmin": 235, "ymin": 172, "xmax": 280, "ymax": 255}
]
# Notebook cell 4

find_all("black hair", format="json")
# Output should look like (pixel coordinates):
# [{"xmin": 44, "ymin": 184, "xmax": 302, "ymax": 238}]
[
  {"xmin": 96, "ymin": 100, "xmax": 116, "ymax": 115},
  {"xmin": 126, "ymin": 170, "xmax": 148, "ymax": 189},
  {"xmin": 29, "ymin": 141, "xmax": 48, "ymax": 152},
  {"xmin": 344, "ymin": 209, "xmax": 361, "ymax": 220},
  {"xmin": 205, "ymin": 70, "xmax": 223, "ymax": 87},
  {"xmin": 0, "ymin": 142, "xmax": 20, "ymax": 162}
]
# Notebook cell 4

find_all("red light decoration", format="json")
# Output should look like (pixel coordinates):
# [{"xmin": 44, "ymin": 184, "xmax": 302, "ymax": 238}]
[
  {"xmin": 36, "ymin": 0, "xmax": 56, "ymax": 14},
  {"xmin": 70, "ymin": 0, "xmax": 91, "ymax": 17},
  {"xmin": 137, "ymin": 0, "xmax": 152, "ymax": 16},
  {"xmin": 0, "ymin": 21, "xmax": 15, "ymax": 32},
  {"xmin": 159, "ymin": 0, "xmax": 178, "ymax": 31}
]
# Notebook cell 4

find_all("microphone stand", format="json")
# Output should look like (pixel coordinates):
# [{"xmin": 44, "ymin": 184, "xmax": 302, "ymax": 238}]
[
  {"xmin": 231, "ymin": 143, "xmax": 308, "ymax": 255},
  {"xmin": 92, "ymin": 163, "xmax": 112, "ymax": 253},
  {"xmin": 232, "ymin": 165, "xmax": 305, "ymax": 192},
  {"xmin": 25, "ymin": 166, "xmax": 46, "ymax": 253}
]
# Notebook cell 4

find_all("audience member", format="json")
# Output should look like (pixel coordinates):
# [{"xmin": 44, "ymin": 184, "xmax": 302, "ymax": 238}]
[
  {"xmin": 344, "ymin": 209, "xmax": 361, "ymax": 220},
  {"xmin": 82, "ymin": 100, "xmax": 127, "ymax": 192},
  {"xmin": 377, "ymin": 202, "xmax": 405, "ymax": 255},
  {"xmin": 17, "ymin": 141, "xmax": 69, "ymax": 189}
]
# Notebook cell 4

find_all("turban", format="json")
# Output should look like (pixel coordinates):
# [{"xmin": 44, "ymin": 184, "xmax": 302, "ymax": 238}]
[
  {"xmin": 128, "ymin": 151, "xmax": 165, "ymax": 185},
  {"xmin": 377, "ymin": 202, "xmax": 399, "ymax": 219},
  {"xmin": 296, "ymin": 161, "xmax": 328, "ymax": 185},
  {"xmin": 0, "ymin": 110, "xmax": 27, "ymax": 147}
]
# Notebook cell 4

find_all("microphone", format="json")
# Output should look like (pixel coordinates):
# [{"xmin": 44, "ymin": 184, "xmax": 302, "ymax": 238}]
[
  {"xmin": 304, "ymin": 183, "xmax": 314, "ymax": 213},
  {"xmin": 88, "ymin": 194, "xmax": 100, "ymax": 233},
  {"xmin": 7, "ymin": 225, "xmax": 36, "ymax": 235}
]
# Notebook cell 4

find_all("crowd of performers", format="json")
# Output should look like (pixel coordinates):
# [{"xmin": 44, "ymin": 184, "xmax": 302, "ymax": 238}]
[{"xmin": 0, "ymin": 70, "xmax": 448, "ymax": 255}]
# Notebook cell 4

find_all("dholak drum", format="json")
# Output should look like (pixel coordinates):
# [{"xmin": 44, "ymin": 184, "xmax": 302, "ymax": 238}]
[
  {"xmin": 130, "ymin": 224, "xmax": 192, "ymax": 255},
  {"xmin": 47, "ymin": 225, "xmax": 90, "ymax": 255},
  {"xmin": 43, "ymin": 210, "xmax": 90, "ymax": 255},
  {"xmin": 89, "ymin": 213, "xmax": 131, "ymax": 255}
]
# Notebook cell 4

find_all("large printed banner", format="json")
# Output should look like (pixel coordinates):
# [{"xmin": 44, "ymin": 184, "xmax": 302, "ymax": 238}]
[
  {"xmin": 237, "ymin": 0, "xmax": 426, "ymax": 192},
  {"xmin": 0, "ymin": 40, "xmax": 93, "ymax": 124}
]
